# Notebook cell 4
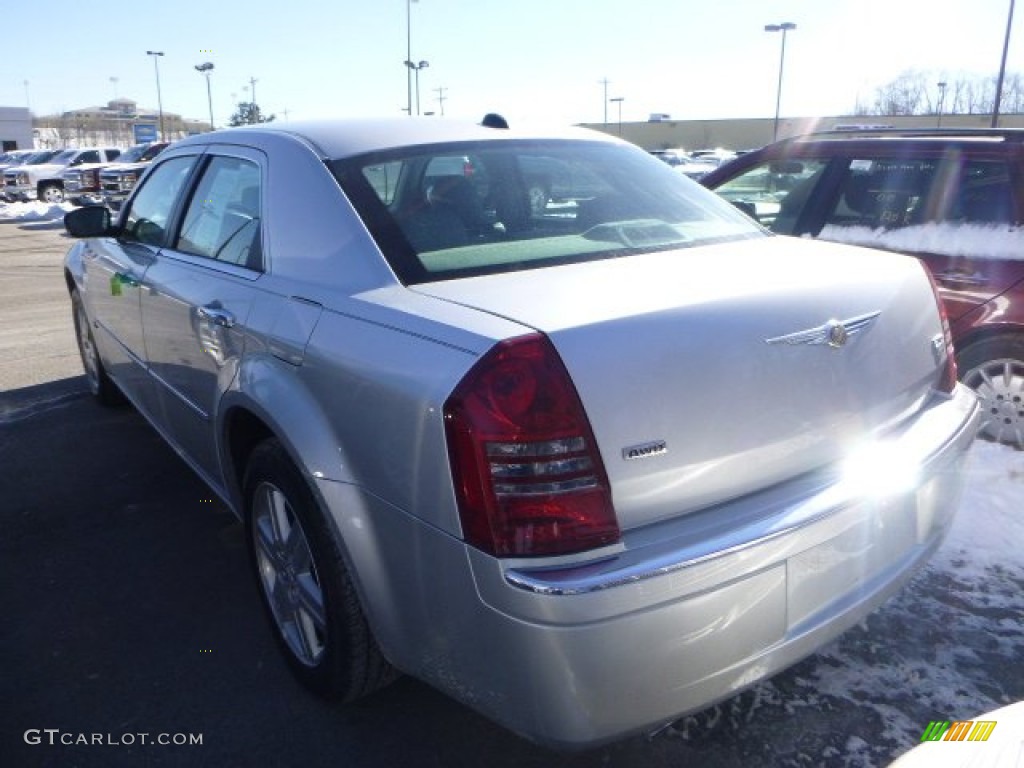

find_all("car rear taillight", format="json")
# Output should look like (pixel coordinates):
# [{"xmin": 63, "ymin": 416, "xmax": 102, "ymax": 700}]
[
  {"xmin": 444, "ymin": 333, "xmax": 620, "ymax": 557},
  {"xmin": 924, "ymin": 266, "xmax": 957, "ymax": 393}
]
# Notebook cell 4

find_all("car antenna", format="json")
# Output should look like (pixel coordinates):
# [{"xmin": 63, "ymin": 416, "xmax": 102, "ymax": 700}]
[{"xmin": 481, "ymin": 113, "xmax": 509, "ymax": 129}]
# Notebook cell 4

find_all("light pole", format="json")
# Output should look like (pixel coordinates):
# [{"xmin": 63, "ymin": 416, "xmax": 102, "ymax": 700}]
[
  {"xmin": 600, "ymin": 77, "xmax": 610, "ymax": 124},
  {"xmin": 248, "ymin": 77, "xmax": 259, "ymax": 123},
  {"xmin": 195, "ymin": 62, "xmax": 215, "ymax": 131},
  {"xmin": 764, "ymin": 22, "xmax": 796, "ymax": 142},
  {"xmin": 992, "ymin": 0, "xmax": 1016, "ymax": 127},
  {"xmin": 609, "ymin": 96, "xmax": 624, "ymax": 135},
  {"xmin": 405, "ymin": 0, "xmax": 420, "ymax": 115},
  {"xmin": 146, "ymin": 51, "xmax": 165, "ymax": 140},
  {"xmin": 936, "ymin": 81, "xmax": 948, "ymax": 127},
  {"xmin": 405, "ymin": 60, "xmax": 429, "ymax": 115}
]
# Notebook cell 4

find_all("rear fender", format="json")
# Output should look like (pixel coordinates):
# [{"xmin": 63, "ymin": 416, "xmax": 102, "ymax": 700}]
[{"xmin": 215, "ymin": 352, "xmax": 355, "ymax": 515}]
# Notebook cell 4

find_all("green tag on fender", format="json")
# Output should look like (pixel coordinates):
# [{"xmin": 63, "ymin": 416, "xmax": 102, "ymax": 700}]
[{"xmin": 110, "ymin": 274, "xmax": 122, "ymax": 296}]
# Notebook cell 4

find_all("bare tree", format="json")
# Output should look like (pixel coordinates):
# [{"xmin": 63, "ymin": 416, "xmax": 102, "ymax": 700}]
[
  {"xmin": 871, "ymin": 70, "xmax": 929, "ymax": 115},
  {"xmin": 864, "ymin": 70, "xmax": 1024, "ymax": 116}
]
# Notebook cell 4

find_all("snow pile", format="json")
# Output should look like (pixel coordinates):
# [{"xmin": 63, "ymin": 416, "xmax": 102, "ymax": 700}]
[
  {"xmin": 657, "ymin": 439, "xmax": 1023, "ymax": 767},
  {"xmin": 0, "ymin": 200, "xmax": 74, "ymax": 222}
]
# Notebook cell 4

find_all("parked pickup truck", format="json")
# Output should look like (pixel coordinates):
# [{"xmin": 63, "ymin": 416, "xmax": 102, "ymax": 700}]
[
  {"xmin": 98, "ymin": 141, "xmax": 168, "ymax": 209},
  {"xmin": 4, "ymin": 147, "xmax": 121, "ymax": 204}
]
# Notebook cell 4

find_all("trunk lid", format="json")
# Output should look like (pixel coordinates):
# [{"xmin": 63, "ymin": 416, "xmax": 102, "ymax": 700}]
[{"xmin": 415, "ymin": 236, "xmax": 946, "ymax": 530}]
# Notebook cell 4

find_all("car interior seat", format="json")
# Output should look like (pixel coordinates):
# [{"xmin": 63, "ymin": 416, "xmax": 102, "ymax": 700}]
[{"xmin": 215, "ymin": 185, "xmax": 262, "ymax": 269}]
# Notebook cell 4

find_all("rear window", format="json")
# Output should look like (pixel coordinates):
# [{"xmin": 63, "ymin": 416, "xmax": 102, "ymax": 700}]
[{"xmin": 332, "ymin": 140, "xmax": 762, "ymax": 284}]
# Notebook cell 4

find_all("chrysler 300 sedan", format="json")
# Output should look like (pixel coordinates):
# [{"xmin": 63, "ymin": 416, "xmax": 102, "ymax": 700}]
[{"xmin": 63, "ymin": 117, "xmax": 980, "ymax": 749}]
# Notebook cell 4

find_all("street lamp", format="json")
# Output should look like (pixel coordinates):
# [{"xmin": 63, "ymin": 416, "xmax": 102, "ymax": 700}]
[
  {"xmin": 764, "ymin": 22, "xmax": 796, "ymax": 142},
  {"xmin": 936, "ymin": 81, "xmax": 948, "ymax": 127},
  {"xmin": 405, "ymin": 60, "xmax": 429, "ymax": 115},
  {"xmin": 992, "ymin": 0, "xmax": 1016, "ymax": 127},
  {"xmin": 405, "ymin": 0, "xmax": 420, "ymax": 115},
  {"xmin": 609, "ymin": 96, "xmax": 625, "ymax": 135},
  {"xmin": 195, "ymin": 62, "xmax": 215, "ymax": 131},
  {"xmin": 146, "ymin": 50, "xmax": 165, "ymax": 140}
]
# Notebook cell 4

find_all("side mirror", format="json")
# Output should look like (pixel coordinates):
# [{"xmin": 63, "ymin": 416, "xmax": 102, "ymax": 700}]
[{"xmin": 64, "ymin": 205, "xmax": 114, "ymax": 238}]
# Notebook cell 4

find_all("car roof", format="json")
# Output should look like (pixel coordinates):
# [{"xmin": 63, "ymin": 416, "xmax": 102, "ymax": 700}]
[
  {"xmin": 701, "ymin": 127, "xmax": 1024, "ymax": 186},
  {"xmin": 170, "ymin": 117, "xmax": 621, "ymax": 159},
  {"xmin": 780, "ymin": 127, "xmax": 1024, "ymax": 147}
]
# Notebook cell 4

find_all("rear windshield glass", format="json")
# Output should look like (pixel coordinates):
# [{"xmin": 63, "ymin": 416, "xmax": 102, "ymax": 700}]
[{"xmin": 331, "ymin": 140, "xmax": 763, "ymax": 284}]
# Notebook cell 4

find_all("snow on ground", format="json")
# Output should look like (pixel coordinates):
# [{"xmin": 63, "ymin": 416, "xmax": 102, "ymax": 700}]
[
  {"xmin": 0, "ymin": 200, "xmax": 74, "ymax": 222},
  {"xmin": 656, "ymin": 438, "xmax": 1023, "ymax": 767}
]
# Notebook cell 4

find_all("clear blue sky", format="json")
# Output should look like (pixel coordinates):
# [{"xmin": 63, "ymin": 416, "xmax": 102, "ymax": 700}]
[{"xmin": 2, "ymin": 0, "xmax": 1021, "ymax": 128}]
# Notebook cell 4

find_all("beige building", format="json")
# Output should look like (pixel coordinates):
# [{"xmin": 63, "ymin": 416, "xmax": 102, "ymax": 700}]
[
  {"xmin": 581, "ymin": 113, "xmax": 1024, "ymax": 153},
  {"xmin": 32, "ymin": 98, "xmax": 210, "ymax": 148}
]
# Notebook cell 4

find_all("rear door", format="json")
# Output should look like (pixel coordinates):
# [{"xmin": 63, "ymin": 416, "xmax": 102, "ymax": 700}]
[
  {"xmin": 812, "ymin": 144, "xmax": 1024, "ymax": 324},
  {"xmin": 712, "ymin": 141, "xmax": 1024, "ymax": 326}
]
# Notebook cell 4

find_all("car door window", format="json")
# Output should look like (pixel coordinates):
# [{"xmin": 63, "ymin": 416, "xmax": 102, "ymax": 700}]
[
  {"xmin": 176, "ymin": 156, "xmax": 263, "ymax": 270},
  {"xmin": 822, "ymin": 158, "xmax": 941, "ymax": 231},
  {"xmin": 122, "ymin": 155, "xmax": 198, "ymax": 247},
  {"xmin": 712, "ymin": 159, "xmax": 828, "ymax": 230},
  {"xmin": 950, "ymin": 160, "xmax": 1017, "ymax": 225}
]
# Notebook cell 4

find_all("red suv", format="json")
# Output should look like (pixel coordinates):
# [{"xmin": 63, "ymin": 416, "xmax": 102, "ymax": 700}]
[{"xmin": 703, "ymin": 128, "xmax": 1024, "ymax": 447}]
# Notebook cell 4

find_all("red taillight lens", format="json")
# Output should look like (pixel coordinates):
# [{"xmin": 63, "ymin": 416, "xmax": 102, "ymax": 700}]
[
  {"xmin": 444, "ymin": 333, "xmax": 620, "ymax": 557},
  {"xmin": 924, "ymin": 266, "xmax": 957, "ymax": 393}
]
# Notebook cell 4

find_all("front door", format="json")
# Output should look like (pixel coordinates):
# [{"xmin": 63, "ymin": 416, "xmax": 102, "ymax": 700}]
[{"xmin": 81, "ymin": 154, "xmax": 200, "ymax": 415}]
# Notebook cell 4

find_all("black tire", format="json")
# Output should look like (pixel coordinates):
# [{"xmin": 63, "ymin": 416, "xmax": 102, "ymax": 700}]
[
  {"xmin": 243, "ymin": 438, "xmax": 397, "ymax": 700},
  {"xmin": 71, "ymin": 289, "xmax": 125, "ymax": 407},
  {"xmin": 39, "ymin": 182, "xmax": 65, "ymax": 204},
  {"xmin": 957, "ymin": 334, "xmax": 1024, "ymax": 448}
]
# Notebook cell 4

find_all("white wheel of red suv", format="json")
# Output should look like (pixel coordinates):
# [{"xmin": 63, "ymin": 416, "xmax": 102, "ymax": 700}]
[{"xmin": 959, "ymin": 335, "xmax": 1024, "ymax": 449}]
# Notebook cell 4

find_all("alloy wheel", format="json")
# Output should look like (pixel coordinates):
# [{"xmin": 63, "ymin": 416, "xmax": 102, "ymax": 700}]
[
  {"xmin": 251, "ymin": 481, "xmax": 327, "ymax": 666},
  {"xmin": 962, "ymin": 357, "xmax": 1024, "ymax": 448}
]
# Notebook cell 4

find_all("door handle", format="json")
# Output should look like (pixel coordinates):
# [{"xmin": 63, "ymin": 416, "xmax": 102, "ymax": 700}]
[{"xmin": 197, "ymin": 305, "xmax": 236, "ymax": 328}]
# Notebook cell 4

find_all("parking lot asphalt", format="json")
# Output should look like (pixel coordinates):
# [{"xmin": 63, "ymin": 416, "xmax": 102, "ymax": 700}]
[{"xmin": 1, "ymin": 215, "xmax": 1021, "ymax": 768}]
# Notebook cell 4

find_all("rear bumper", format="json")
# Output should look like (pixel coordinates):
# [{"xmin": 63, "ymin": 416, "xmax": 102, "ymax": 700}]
[{"xmin": 321, "ymin": 384, "xmax": 980, "ymax": 749}]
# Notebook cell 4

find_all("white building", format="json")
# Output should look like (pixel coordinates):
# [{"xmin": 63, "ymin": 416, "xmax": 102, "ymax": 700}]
[{"xmin": 0, "ymin": 106, "xmax": 33, "ymax": 151}]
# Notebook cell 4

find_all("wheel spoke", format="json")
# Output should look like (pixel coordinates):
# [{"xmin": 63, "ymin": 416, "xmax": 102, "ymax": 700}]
[
  {"xmin": 295, "ymin": 572, "xmax": 326, "ymax": 630},
  {"xmin": 283, "ymin": 521, "xmax": 312, "ymax": 572}
]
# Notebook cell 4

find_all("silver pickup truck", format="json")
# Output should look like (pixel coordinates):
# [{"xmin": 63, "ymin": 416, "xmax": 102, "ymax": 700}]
[
  {"xmin": 97, "ymin": 141, "xmax": 169, "ymax": 209},
  {"xmin": 4, "ymin": 147, "xmax": 121, "ymax": 203}
]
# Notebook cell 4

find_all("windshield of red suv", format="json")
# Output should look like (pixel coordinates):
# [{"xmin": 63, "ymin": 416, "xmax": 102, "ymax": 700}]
[{"xmin": 333, "ymin": 140, "xmax": 763, "ymax": 283}]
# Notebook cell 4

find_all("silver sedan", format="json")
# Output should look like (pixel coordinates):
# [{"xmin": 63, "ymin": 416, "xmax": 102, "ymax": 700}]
[{"xmin": 63, "ymin": 117, "xmax": 980, "ymax": 749}]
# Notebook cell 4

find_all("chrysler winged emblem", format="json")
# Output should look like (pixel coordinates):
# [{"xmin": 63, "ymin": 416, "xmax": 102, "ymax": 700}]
[{"xmin": 765, "ymin": 311, "xmax": 881, "ymax": 349}]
